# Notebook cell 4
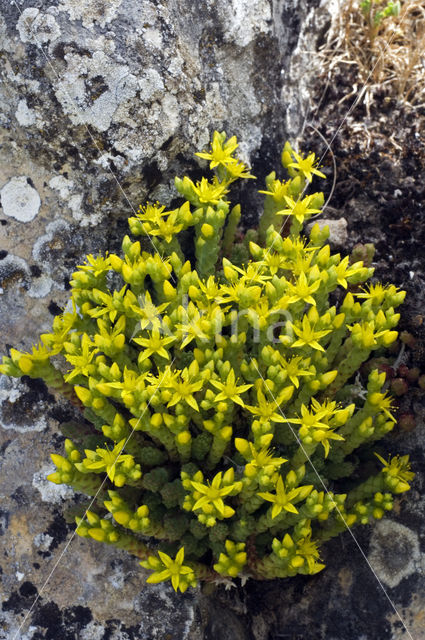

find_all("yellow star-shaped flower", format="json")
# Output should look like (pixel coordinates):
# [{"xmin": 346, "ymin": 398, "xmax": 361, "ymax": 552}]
[
  {"xmin": 277, "ymin": 194, "xmax": 322, "ymax": 225},
  {"xmin": 287, "ymin": 272, "xmax": 321, "ymax": 306},
  {"xmin": 133, "ymin": 328, "xmax": 176, "ymax": 361},
  {"xmin": 258, "ymin": 476, "xmax": 310, "ymax": 519},
  {"xmin": 79, "ymin": 439, "xmax": 133, "ymax": 483},
  {"xmin": 288, "ymin": 151, "xmax": 326, "ymax": 182},
  {"xmin": 289, "ymin": 315, "xmax": 332, "ymax": 352},
  {"xmin": 191, "ymin": 471, "xmax": 242, "ymax": 517},
  {"xmin": 141, "ymin": 547, "xmax": 197, "ymax": 592},
  {"xmin": 195, "ymin": 131, "xmax": 239, "ymax": 169},
  {"xmin": 210, "ymin": 369, "xmax": 252, "ymax": 407}
]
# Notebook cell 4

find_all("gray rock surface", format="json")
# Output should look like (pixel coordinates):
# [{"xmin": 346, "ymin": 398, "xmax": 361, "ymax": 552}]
[
  {"xmin": 1, "ymin": 1, "xmax": 423, "ymax": 639},
  {"xmin": 306, "ymin": 217, "xmax": 348, "ymax": 249}
]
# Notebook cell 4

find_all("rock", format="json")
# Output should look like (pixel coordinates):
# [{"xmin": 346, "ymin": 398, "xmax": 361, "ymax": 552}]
[{"xmin": 306, "ymin": 217, "xmax": 348, "ymax": 248}]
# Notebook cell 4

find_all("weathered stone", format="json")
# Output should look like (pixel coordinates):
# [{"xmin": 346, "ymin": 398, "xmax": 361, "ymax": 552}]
[{"xmin": 306, "ymin": 217, "xmax": 348, "ymax": 248}]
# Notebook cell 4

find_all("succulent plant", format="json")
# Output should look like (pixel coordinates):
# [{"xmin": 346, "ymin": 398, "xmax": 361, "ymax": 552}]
[{"xmin": 1, "ymin": 132, "xmax": 413, "ymax": 591}]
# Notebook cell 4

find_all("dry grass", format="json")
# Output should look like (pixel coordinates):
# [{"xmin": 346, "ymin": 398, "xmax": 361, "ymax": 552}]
[{"xmin": 318, "ymin": 0, "xmax": 425, "ymax": 108}]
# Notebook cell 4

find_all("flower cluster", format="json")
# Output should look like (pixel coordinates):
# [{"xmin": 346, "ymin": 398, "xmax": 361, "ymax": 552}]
[{"xmin": 0, "ymin": 132, "xmax": 413, "ymax": 591}]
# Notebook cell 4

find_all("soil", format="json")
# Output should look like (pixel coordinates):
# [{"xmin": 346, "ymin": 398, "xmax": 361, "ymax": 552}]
[
  {"xmin": 310, "ymin": 68, "xmax": 425, "ymax": 361},
  {"xmin": 310, "ymin": 64, "xmax": 425, "ymax": 444}
]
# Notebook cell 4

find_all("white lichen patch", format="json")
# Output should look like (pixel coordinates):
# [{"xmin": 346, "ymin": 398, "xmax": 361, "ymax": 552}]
[
  {"xmin": 91, "ymin": 35, "xmax": 116, "ymax": 54},
  {"xmin": 113, "ymin": 86, "xmax": 184, "ymax": 162},
  {"xmin": 49, "ymin": 174, "xmax": 75, "ymax": 198},
  {"xmin": 137, "ymin": 68, "xmax": 165, "ymax": 103},
  {"xmin": 54, "ymin": 50, "xmax": 137, "ymax": 133},
  {"xmin": 143, "ymin": 27, "xmax": 163, "ymax": 49},
  {"xmin": 161, "ymin": 94, "xmax": 179, "ymax": 133},
  {"xmin": 222, "ymin": 0, "xmax": 272, "ymax": 47},
  {"xmin": 15, "ymin": 99, "xmax": 37, "ymax": 127},
  {"xmin": 33, "ymin": 532, "xmax": 54, "ymax": 550},
  {"xmin": 0, "ymin": 250, "xmax": 52, "ymax": 298},
  {"xmin": 368, "ymin": 520, "xmax": 425, "ymax": 589},
  {"xmin": 79, "ymin": 621, "xmax": 106, "ymax": 640},
  {"xmin": 0, "ymin": 14, "xmax": 13, "ymax": 54},
  {"xmin": 59, "ymin": 0, "xmax": 123, "ymax": 29},
  {"xmin": 49, "ymin": 177, "xmax": 100, "ymax": 225},
  {"xmin": 0, "ymin": 176, "xmax": 41, "ymax": 222},
  {"xmin": 32, "ymin": 464, "xmax": 75, "ymax": 503},
  {"xmin": 17, "ymin": 8, "xmax": 60, "ymax": 44},
  {"xmin": 0, "ymin": 612, "xmax": 38, "ymax": 640},
  {"xmin": 67, "ymin": 193, "xmax": 84, "ymax": 223},
  {"xmin": 32, "ymin": 218, "xmax": 71, "ymax": 267},
  {"xmin": 203, "ymin": 83, "xmax": 227, "ymax": 121},
  {"xmin": 28, "ymin": 274, "xmax": 54, "ymax": 299},
  {"xmin": 94, "ymin": 153, "xmax": 126, "ymax": 171},
  {"xmin": 107, "ymin": 563, "xmax": 127, "ymax": 590},
  {"xmin": 0, "ymin": 254, "xmax": 31, "ymax": 290},
  {"xmin": 0, "ymin": 376, "xmax": 48, "ymax": 433}
]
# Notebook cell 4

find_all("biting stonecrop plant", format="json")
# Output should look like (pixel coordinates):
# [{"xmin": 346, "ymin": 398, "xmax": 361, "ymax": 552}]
[{"xmin": 1, "ymin": 132, "xmax": 414, "ymax": 592}]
